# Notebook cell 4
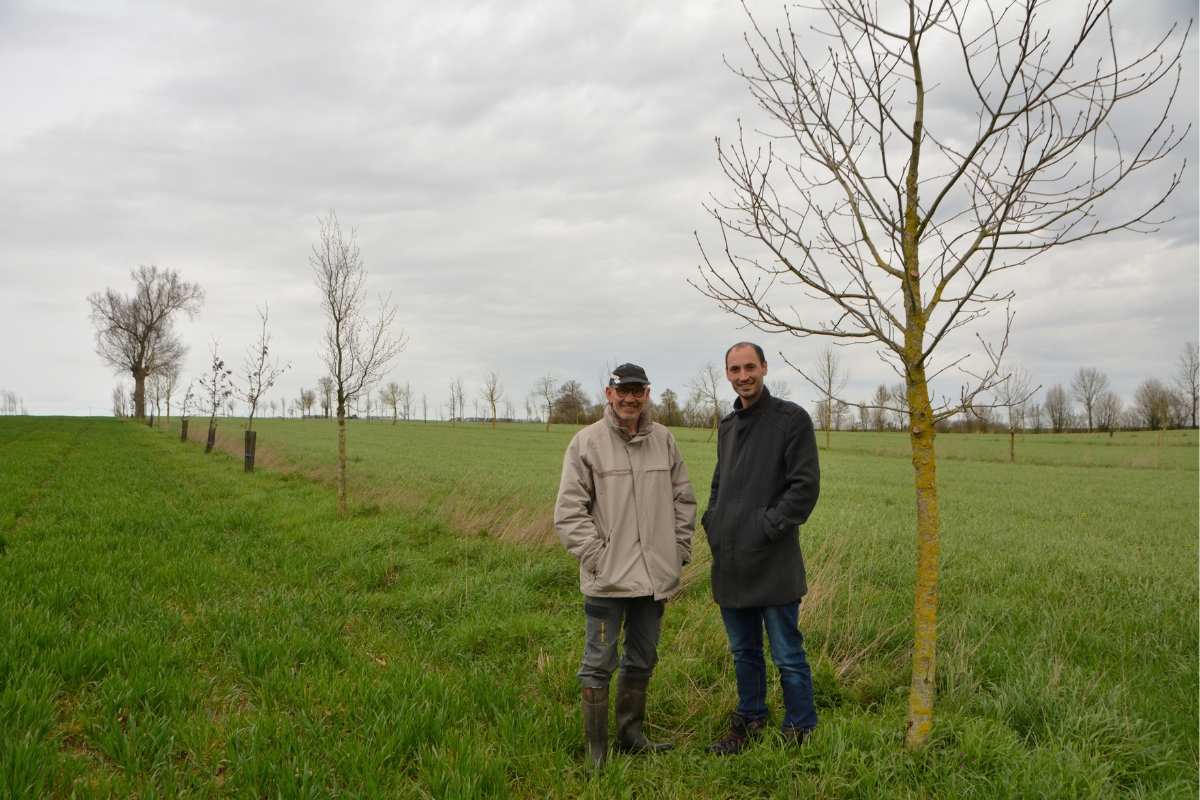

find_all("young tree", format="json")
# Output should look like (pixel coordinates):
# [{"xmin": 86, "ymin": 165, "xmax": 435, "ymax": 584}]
[
  {"xmin": 311, "ymin": 211, "xmax": 407, "ymax": 516},
  {"xmin": 871, "ymin": 384, "xmax": 891, "ymax": 431},
  {"xmin": 238, "ymin": 304, "xmax": 290, "ymax": 433},
  {"xmin": 481, "ymin": 372, "xmax": 504, "ymax": 429},
  {"xmin": 994, "ymin": 367, "xmax": 1036, "ymax": 462},
  {"xmin": 88, "ymin": 265, "xmax": 203, "ymax": 419},
  {"xmin": 1070, "ymin": 368, "xmax": 1110, "ymax": 432},
  {"xmin": 1174, "ymin": 341, "xmax": 1199, "ymax": 428},
  {"xmin": 692, "ymin": 1, "xmax": 1187, "ymax": 748},
  {"xmin": 421, "ymin": 393, "xmax": 428, "ymax": 423},
  {"xmin": 197, "ymin": 341, "xmax": 234, "ymax": 454}
]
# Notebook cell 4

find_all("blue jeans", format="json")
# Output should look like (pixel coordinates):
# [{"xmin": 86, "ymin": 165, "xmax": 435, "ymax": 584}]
[{"xmin": 720, "ymin": 602, "xmax": 817, "ymax": 731}]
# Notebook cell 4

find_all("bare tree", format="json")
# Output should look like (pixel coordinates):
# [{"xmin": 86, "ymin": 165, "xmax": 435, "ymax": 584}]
[
  {"xmin": 196, "ymin": 341, "xmax": 234, "ymax": 454},
  {"xmin": 481, "ymin": 372, "xmax": 504, "ymax": 430},
  {"xmin": 1174, "ymin": 341, "xmax": 1199, "ymax": 428},
  {"xmin": 1070, "ymin": 368, "xmax": 1110, "ymax": 432},
  {"xmin": 311, "ymin": 211, "xmax": 407, "ymax": 516},
  {"xmin": 317, "ymin": 376, "xmax": 334, "ymax": 419},
  {"xmin": 994, "ymin": 367, "xmax": 1036, "ymax": 462},
  {"xmin": 1134, "ymin": 379, "xmax": 1173, "ymax": 430},
  {"xmin": 1095, "ymin": 390, "xmax": 1123, "ymax": 436},
  {"xmin": 811, "ymin": 346, "xmax": 849, "ymax": 448},
  {"xmin": 871, "ymin": 384, "xmax": 891, "ymax": 431},
  {"xmin": 535, "ymin": 374, "xmax": 557, "ymax": 432},
  {"xmin": 452, "ymin": 377, "xmax": 466, "ymax": 422},
  {"xmin": 380, "ymin": 381, "xmax": 401, "ymax": 423},
  {"xmin": 689, "ymin": 363, "xmax": 724, "ymax": 440},
  {"xmin": 692, "ymin": 1, "xmax": 1187, "ymax": 748},
  {"xmin": 112, "ymin": 384, "xmax": 129, "ymax": 418},
  {"xmin": 399, "ymin": 383, "xmax": 413, "ymax": 421},
  {"xmin": 421, "ymin": 393, "xmax": 428, "ymax": 423},
  {"xmin": 88, "ymin": 265, "xmax": 203, "ymax": 419},
  {"xmin": 238, "ymin": 304, "xmax": 290, "ymax": 433},
  {"xmin": 767, "ymin": 380, "xmax": 792, "ymax": 400},
  {"xmin": 1043, "ymin": 385, "xmax": 1072, "ymax": 433}
]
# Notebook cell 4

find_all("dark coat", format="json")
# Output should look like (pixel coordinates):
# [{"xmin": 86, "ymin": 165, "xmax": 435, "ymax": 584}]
[{"xmin": 701, "ymin": 387, "xmax": 820, "ymax": 608}]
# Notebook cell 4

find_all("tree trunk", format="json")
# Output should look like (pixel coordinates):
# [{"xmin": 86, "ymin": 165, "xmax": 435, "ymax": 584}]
[
  {"xmin": 180, "ymin": 419, "xmax": 189, "ymax": 442},
  {"xmin": 244, "ymin": 430, "xmax": 257, "ymax": 473},
  {"xmin": 904, "ymin": 372, "xmax": 941, "ymax": 750},
  {"xmin": 1009, "ymin": 429, "xmax": 1015, "ymax": 463},
  {"xmin": 336, "ymin": 406, "xmax": 348, "ymax": 517},
  {"xmin": 205, "ymin": 422, "xmax": 216, "ymax": 453},
  {"xmin": 132, "ymin": 369, "xmax": 148, "ymax": 419}
]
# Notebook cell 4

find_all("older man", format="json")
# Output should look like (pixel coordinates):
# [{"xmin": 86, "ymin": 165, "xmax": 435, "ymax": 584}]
[
  {"xmin": 702, "ymin": 342, "xmax": 821, "ymax": 754},
  {"xmin": 554, "ymin": 362, "xmax": 697, "ymax": 768}
]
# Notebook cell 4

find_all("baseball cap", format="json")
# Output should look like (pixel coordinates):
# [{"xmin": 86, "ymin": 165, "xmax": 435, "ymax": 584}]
[{"xmin": 608, "ymin": 363, "xmax": 650, "ymax": 386}]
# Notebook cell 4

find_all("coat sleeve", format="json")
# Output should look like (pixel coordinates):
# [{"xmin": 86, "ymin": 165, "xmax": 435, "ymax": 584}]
[
  {"xmin": 764, "ymin": 410, "xmax": 821, "ymax": 537},
  {"xmin": 702, "ymin": 425, "xmax": 721, "ymax": 530},
  {"xmin": 668, "ymin": 433, "xmax": 696, "ymax": 566},
  {"xmin": 554, "ymin": 434, "xmax": 605, "ymax": 572}
]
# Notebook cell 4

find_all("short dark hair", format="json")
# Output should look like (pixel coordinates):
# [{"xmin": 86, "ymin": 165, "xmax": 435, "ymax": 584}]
[{"xmin": 724, "ymin": 341, "xmax": 766, "ymax": 366}]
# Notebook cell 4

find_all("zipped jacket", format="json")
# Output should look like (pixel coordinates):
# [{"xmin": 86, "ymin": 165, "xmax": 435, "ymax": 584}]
[
  {"xmin": 555, "ymin": 406, "xmax": 697, "ymax": 601},
  {"xmin": 702, "ymin": 387, "xmax": 820, "ymax": 608}
]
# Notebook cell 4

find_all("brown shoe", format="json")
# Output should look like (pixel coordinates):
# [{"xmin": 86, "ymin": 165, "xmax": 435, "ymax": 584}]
[
  {"xmin": 780, "ymin": 726, "xmax": 813, "ymax": 746},
  {"xmin": 707, "ymin": 713, "xmax": 767, "ymax": 756},
  {"xmin": 613, "ymin": 675, "xmax": 673, "ymax": 754},
  {"xmin": 581, "ymin": 686, "xmax": 609, "ymax": 769}
]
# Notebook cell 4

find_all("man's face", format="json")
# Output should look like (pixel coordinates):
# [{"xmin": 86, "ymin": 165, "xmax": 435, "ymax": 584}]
[
  {"xmin": 726, "ymin": 346, "xmax": 768, "ymax": 404},
  {"xmin": 605, "ymin": 383, "xmax": 650, "ymax": 423}
]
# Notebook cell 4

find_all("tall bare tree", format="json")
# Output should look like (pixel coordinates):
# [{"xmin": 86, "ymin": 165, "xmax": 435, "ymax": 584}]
[
  {"xmin": 1134, "ymin": 379, "xmax": 1172, "ymax": 430},
  {"xmin": 1070, "ymin": 367, "xmax": 1110, "ymax": 432},
  {"xmin": 1095, "ymin": 390, "xmax": 1123, "ymax": 436},
  {"xmin": 535, "ymin": 374, "xmax": 557, "ymax": 432},
  {"xmin": 111, "ymin": 384, "xmax": 129, "ymax": 418},
  {"xmin": 1174, "ymin": 341, "xmax": 1199, "ymax": 428},
  {"xmin": 1043, "ymin": 385, "xmax": 1072, "ymax": 433},
  {"xmin": 481, "ymin": 372, "xmax": 504, "ymax": 430},
  {"xmin": 767, "ymin": 380, "xmax": 792, "ymax": 399},
  {"xmin": 689, "ymin": 363, "xmax": 724, "ymax": 440},
  {"xmin": 810, "ymin": 346, "xmax": 848, "ymax": 448},
  {"xmin": 380, "ymin": 381, "xmax": 401, "ymax": 423},
  {"xmin": 317, "ymin": 376, "xmax": 334, "ymax": 419},
  {"xmin": 88, "ymin": 265, "xmax": 203, "ymax": 419},
  {"xmin": 238, "ymin": 304, "xmax": 290, "ymax": 433},
  {"xmin": 692, "ymin": 1, "xmax": 1187, "ymax": 748},
  {"xmin": 311, "ymin": 211, "xmax": 407, "ymax": 516}
]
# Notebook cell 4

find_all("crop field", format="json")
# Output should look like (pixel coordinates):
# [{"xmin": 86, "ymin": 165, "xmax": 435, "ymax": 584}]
[{"xmin": 1, "ymin": 416, "xmax": 1196, "ymax": 798}]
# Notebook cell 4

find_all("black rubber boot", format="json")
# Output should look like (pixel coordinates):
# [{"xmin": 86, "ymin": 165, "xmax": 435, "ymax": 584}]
[
  {"xmin": 581, "ymin": 686, "xmax": 609, "ymax": 769},
  {"xmin": 613, "ymin": 675, "xmax": 673, "ymax": 754}
]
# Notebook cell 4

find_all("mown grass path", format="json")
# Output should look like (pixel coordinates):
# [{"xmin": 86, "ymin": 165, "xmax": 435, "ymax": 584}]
[{"xmin": 1, "ymin": 418, "xmax": 1196, "ymax": 798}]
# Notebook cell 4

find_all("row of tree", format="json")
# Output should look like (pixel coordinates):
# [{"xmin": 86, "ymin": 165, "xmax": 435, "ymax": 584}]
[{"xmin": 0, "ymin": 390, "xmax": 26, "ymax": 416}]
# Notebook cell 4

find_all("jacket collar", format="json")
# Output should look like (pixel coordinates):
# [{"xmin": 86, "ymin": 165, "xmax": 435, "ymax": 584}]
[
  {"xmin": 604, "ymin": 403, "xmax": 651, "ymax": 441},
  {"xmin": 733, "ymin": 385, "xmax": 772, "ymax": 416}
]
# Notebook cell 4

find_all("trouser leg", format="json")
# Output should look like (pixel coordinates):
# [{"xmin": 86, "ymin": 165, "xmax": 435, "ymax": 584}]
[
  {"xmin": 763, "ymin": 602, "xmax": 818, "ymax": 732},
  {"xmin": 614, "ymin": 597, "xmax": 671, "ymax": 753},
  {"xmin": 719, "ymin": 606, "xmax": 769, "ymax": 722}
]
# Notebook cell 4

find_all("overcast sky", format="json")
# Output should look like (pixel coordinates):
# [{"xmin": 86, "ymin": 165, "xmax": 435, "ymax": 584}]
[{"xmin": 2, "ymin": 0, "xmax": 1196, "ymax": 419}]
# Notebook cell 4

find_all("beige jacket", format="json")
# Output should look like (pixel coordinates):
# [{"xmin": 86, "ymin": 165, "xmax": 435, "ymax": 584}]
[{"xmin": 554, "ymin": 406, "xmax": 696, "ymax": 600}]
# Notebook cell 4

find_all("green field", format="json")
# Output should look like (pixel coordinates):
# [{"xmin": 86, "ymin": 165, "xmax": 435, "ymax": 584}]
[{"xmin": 1, "ymin": 417, "xmax": 1196, "ymax": 798}]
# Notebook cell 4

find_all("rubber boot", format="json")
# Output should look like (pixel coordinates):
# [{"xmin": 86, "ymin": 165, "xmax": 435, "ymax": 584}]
[
  {"xmin": 581, "ymin": 686, "xmax": 609, "ymax": 769},
  {"xmin": 614, "ymin": 675, "xmax": 673, "ymax": 754}
]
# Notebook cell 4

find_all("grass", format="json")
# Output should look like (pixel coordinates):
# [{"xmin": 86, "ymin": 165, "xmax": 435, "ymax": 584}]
[{"xmin": 0, "ymin": 416, "xmax": 1196, "ymax": 798}]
